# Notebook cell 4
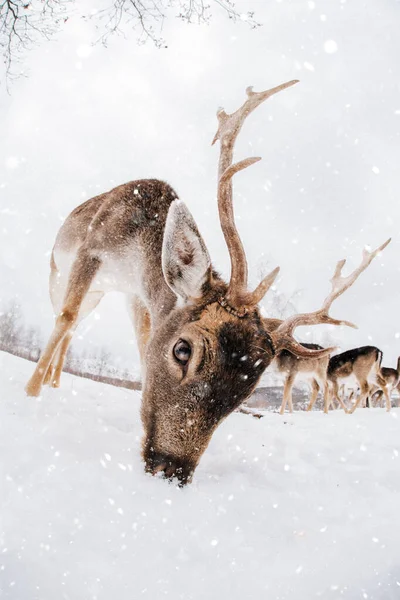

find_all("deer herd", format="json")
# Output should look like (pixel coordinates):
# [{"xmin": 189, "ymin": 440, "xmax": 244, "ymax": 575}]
[
  {"xmin": 25, "ymin": 79, "xmax": 394, "ymax": 484},
  {"xmin": 273, "ymin": 344, "xmax": 400, "ymax": 415}
]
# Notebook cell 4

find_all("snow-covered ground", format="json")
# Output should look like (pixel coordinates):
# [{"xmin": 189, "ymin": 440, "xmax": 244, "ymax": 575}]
[{"xmin": 1, "ymin": 351, "xmax": 400, "ymax": 600}]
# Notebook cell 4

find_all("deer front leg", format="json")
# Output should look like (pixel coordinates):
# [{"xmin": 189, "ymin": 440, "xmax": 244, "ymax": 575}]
[
  {"xmin": 306, "ymin": 379, "xmax": 320, "ymax": 412},
  {"xmin": 349, "ymin": 380, "xmax": 369, "ymax": 414},
  {"xmin": 279, "ymin": 373, "xmax": 295, "ymax": 415},
  {"xmin": 25, "ymin": 252, "xmax": 101, "ymax": 397},
  {"xmin": 328, "ymin": 379, "xmax": 349, "ymax": 414},
  {"xmin": 378, "ymin": 387, "xmax": 391, "ymax": 412},
  {"xmin": 375, "ymin": 373, "xmax": 391, "ymax": 412},
  {"xmin": 324, "ymin": 382, "xmax": 333, "ymax": 413},
  {"xmin": 50, "ymin": 331, "xmax": 74, "ymax": 388}
]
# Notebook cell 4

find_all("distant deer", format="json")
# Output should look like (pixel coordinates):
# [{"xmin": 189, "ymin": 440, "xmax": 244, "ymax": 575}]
[
  {"xmin": 25, "ymin": 80, "xmax": 390, "ymax": 484},
  {"xmin": 263, "ymin": 318, "xmax": 331, "ymax": 414},
  {"xmin": 367, "ymin": 357, "xmax": 400, "ymax": 408},
  {"xmin": 325, "ymin": 346, "xmax": 391, "ymax": 413}
]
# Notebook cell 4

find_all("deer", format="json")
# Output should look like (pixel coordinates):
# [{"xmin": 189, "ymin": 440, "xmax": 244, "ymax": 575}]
[
  {"xmin": 354, "ymin": 357, "xmax": 400, "ymax": 408},
  {"xmin": 262, "ymin": 317, "xmax": 331, "ymax": 414},
  {"xmin": 25, "ymin": 79, "xmax": 390, "ymax": 485},
  {"xmin": 325, "ymin": 346, "xmax": 392, "ymax": 413}
]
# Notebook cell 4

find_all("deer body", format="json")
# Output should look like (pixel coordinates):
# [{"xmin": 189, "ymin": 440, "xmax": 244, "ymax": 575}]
[
  {"xmin": 367, "ymin": 358, "xmax": 400, "ymax": 408},
  {"xmin": 43, "ymin": 180, "xmax": 178, "ymax": 387},
  {"xmin": 269, "ymin": 337, "xmax": 330, "ymax": 414},
  {"xmin": 25, "ymin": 80, "xmax": 390, "ymax": 484},
  {"xmin": 326, "ymin": 346, "xmax": 391, "ymax": 413}
]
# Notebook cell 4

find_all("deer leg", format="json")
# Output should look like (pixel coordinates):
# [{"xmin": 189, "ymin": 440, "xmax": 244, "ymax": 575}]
[
  {"xmin": 324, "ymin": 382, "xmax": 333, "ymax": 413},
  {"xmin": 306, "ymin": 379, "xmax": 320, "ymax": 412},
  {"xmin": 25, "ymin": 252, "xmax": 101, "ymax": 397},
  {"xmin": 50, "ymin": 290, "xmax": 104, "ymax": 388},
  {"xmin": 43, "ymin": 362, "xmax": 55, "ymax": 386},
  {"xmin": 330, "ymin": 379, "xmax": 349, "ymax": 413},
  {"xmin": 279, "ymin": 373, "xmax": 295, "ymax": 415},
  {"xmin": 49, "ymin": 331, "xmax": 74, "ymax": 388},
  {"xmin": 372, "ymin": 390, "xmax": 383, "ymax": 408},
  {"xmin": 375, "ymin": 372, "xmax": 391, "ymax": 412},
  {"xmin": 381, "ymin": 388, "xmax": 391, "ymax": 412},
  {"xmin": 322, "ymin": 379, "xmax": 330, "ymax": 414},
  {"xmin": 349, "ymin": 380, "xmax": 369, "ymax": 414}
]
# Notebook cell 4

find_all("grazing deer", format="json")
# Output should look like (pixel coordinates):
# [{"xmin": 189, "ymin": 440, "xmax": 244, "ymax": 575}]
[
  {"xmin": 367, "ymin": 358, "xmax": 400, "ymax": 408},
  {"xmin": 263, "ymin": 318, "xmax": 331, "ymax": 414},
  {"xmin": 325, "ymin": 346, "xmax": 392, "ymax": 413},
  {"xmin": 25, "ymin": 80, "xmax": 390, "ymax": 484}
]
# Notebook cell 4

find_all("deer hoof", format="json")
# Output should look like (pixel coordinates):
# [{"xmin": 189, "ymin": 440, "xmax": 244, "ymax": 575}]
[{"xmin": 25, "ymin": 380, "xmax": 42, "ymax": 397}]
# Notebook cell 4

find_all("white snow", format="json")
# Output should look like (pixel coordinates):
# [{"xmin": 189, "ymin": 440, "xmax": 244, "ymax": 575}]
[
  {"xmin": 324, "ymin": 40, "xmax": 338, "ymax": 54},
  {"xmin": 1, "ymin": 351, "xmax": 400, "ymax": 599}
]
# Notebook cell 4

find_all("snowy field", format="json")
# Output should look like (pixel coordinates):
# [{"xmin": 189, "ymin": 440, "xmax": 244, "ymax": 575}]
[{"xmin": 1, "ymin": 351, "xmax": 400, "ymax": 600}]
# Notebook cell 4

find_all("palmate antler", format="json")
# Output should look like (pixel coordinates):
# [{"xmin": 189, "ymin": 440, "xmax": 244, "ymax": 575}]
[
  {"xmin": 269, "ymin": 239, "xmax": 391, "ymax": 357},
  {"xmin": 213, "ymin": 81, "xmax": 391, "ymax": 357}
]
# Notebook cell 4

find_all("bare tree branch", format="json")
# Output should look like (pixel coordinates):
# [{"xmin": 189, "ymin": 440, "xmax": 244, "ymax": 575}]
[
  {"xmin": 0, "ymin": 0, "xmax": 72, "ymax": 84},
  {"xmin": 0, "ymin": 0, "xmax": 261, "ymax": 84}
]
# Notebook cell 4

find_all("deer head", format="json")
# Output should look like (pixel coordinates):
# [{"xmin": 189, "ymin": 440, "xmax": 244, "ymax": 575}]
[{"xmin": 141, "ymin": 80, "xmax": 390, "ymax": 485}]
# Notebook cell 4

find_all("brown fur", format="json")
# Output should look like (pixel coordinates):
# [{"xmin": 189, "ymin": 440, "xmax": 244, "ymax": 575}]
[
  {"xmin": 25, "ymin": 179, "xmax": 275, "ymax": 484},
  {"xmin": 276, "ymin": 344, "xmax": 330, "ymax": 414},
  {"xmin": 368, "ymin": 358, "xmax": 400, "ymax": 408},
  {"xmin": 326, "ymin": 346, "xmax": 390, "ymax": 413},
  {"xmin": 263, "ymin": 318, "xmax": 330, "ymax": 414}
]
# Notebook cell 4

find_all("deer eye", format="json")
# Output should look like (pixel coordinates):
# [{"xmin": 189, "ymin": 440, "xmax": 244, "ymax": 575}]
[{"xmin": 173, "ymin": 339, "xmax": 192, "ymax": 366}]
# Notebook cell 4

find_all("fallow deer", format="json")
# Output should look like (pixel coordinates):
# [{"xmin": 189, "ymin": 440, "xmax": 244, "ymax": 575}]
[
  {"xmin": 325, "ymin": 346, "xmax": 391, "ymax": 413},
  {"xmin": 367, "ymin": 358, "xmax": 400, "ymax": 408},
  {"xmin": 25, "ymin": 80, "xmax": 390, "ymax": 484},
  {"xmin": 263, "ymin": 317, "xmax": 331, "ymax": 414}
]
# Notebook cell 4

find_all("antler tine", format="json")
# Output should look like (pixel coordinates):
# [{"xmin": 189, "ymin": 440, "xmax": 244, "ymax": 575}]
[
  {"xmin": 212, "ymin": 79, "xmax": 300, "ymax": 165},
  {"xmin": 246, "ymin": 266, "xmax": 281, "ymax": 306},
  {"xmin": 270, "ymin": 238, "xmax": 391, "ymax": 352},
  {"xmin": 321, "ymin": 237, "xmax": 391, "ymax": 315},
  {"xmin": 217, "ymin": 157, "xmax": 262, "ymax": 303},
  {"xmin": 213, "ymin": 79, "xmax": 299, "ymax": 307}
]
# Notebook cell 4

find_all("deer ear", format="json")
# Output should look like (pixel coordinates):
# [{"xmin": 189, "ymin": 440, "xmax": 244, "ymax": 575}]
[{"xmin": 162, "ymin": 201, "xmax": 211, "ymax": 301}]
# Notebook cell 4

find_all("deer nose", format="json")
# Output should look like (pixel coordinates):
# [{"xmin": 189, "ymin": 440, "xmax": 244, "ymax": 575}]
[{"xmin": 145, "ymin": 452, "xmax": 195, "ymax": 486}]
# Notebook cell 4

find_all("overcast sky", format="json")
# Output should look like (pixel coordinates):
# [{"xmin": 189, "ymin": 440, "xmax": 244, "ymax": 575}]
[{"xmin": 1, "ymin": 0, "xmax": 399, "ymax": 373}]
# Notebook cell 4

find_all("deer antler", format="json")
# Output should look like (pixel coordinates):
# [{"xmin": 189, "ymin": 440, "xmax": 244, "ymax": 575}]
[
  {"xmin": 269, "ymin": 238, "xmax": 391, "ymax": 357},
  {"xmin": 213, "ymin": 80, "xmax": 299, "ymax": 309}
]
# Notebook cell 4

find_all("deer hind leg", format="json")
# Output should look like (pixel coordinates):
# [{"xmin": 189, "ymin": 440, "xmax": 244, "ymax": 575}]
[
  {"xmin": 49, "ymin": 290, "xmax": 105, "ymax": 388},
  {"xmin": 329, "ymin": 379, "xmax": 349, "ymax": 413},
  {"xmin": 324, "ymin": 384, "xmax": 333, "ymax": 413},
  {"xmin": 323, "ymin": 380, "xmax": 331, "ymax": 414},
  {"xmin": 279, "ymin": 373, "xmax": 295, "ymax": 415},
  {"xmin": 25, "ymin": 252, "xmax": 101, "ymax": 397},
  {"xmin": 372, "ymin": 389, "xmax": 383, "ymax": 408},
  {"xmin": 349, "ymin": 380, "xmax": 369, "ymax": 414},
  {"xmin": 127, "ymin": 296, "xmax": 151, "ymax": 375},
  {"xmin": 375, "ymin": 372, "xmax": 391, "ymax": 412},
  {"xmin": 306, "ymin": 379, "xmax": 320, "ymax": 412}
]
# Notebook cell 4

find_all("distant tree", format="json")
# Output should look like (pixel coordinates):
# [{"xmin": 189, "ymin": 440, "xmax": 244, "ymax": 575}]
[
  {"xmin": 257, "ymin": 260, "xmax": 301, "ymax": 320},
  {"xmin": 96, "ymin": 346, "xmax": 112, "ymax": 376},
  {"xmin": 1, "ymin": 0, "xmax": 259, "ymax": 82},
  {"xmin": 0, "ymin": 298, "xmax": 24, "ymax": 350},
  {"xmin": 23, "ymin": 324, "xmax": 42, "ymax": 360},
  {"xmin": 121, "ymin": 367, "xmax": 132, "ymax": 381}
]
